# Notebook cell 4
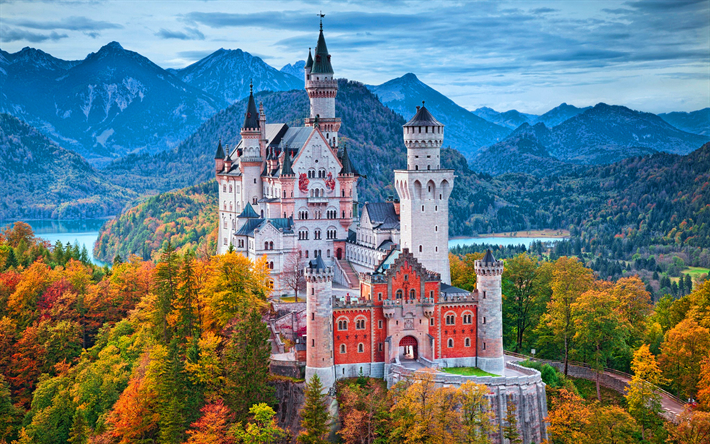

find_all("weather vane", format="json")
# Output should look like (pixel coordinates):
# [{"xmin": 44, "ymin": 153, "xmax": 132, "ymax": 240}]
[{"xmin": 319, "ymin": 11, "xmax": 325, "ymax": 30}]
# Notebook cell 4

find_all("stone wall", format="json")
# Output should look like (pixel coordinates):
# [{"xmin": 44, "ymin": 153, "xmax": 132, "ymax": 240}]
[
  {"xmin": 272, "ymin": 379, "xmax": 305, "ymax": 443},
  {"xmin": 387, "ymin": 362, "xmax": 548, "ymax": 444},
  {"xmin": 546, "ymin": 361, "xmax": 629, "ymax": 393}
]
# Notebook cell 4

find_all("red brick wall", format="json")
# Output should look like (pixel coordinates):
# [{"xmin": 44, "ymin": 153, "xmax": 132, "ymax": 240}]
[
  {"xmin": 333, "ymin": 309, "xmax": 373, "ymax": 365},
  {"xmin": 439, "ymin": 304, "xmax": 477, "ymax": 359}
]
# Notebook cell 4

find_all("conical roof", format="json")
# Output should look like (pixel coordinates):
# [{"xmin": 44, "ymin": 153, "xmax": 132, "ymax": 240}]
[
  {"xmin": 339, "ymin": 143, "xmax": 358, "ymax": 175},
  {"xmin": 404, "ymin": 103, "xmax": 443, "ymax": 127},
  {"xmin": 309, "ymin": 254, "xmax": 327, "ymax": 270},
  {"xmin": 214, "ymin": 140, "xmax": 225, "ymax": 159},
  {"xmin": 312, "ymin": 25, "xmax": 333, "ymax": 74},
  {"xmin": 481, "ymin": 249, "xmax": 497, "ymax": 265},
  {"xmin": 305, "ymin": 48, "xmax": 313, "ymax": 70},
  {"xmin": 242, "ymin": 82, "xmax": 260, "ymax": 130},
  {"xmin": 281, "ymin": 149, "xmax": 294, "ymax": 175},
  {"xmin": 238, "ymin": 203, "xmax": 260, "ymax": 218}
]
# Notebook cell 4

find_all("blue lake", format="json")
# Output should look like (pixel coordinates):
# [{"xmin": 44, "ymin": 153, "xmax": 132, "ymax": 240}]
[{"xmin": 1, "ymin": 218, "xmax": 111, "ymax": 265}]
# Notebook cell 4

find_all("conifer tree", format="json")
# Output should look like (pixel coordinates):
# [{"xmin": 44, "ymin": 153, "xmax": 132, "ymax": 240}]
[
  {"xmin": 155, "ymin": 241, "xmax": 180, "ymax": 343},
  {"xmin": 298, "ymin": 374, "xmax": 331, "ymax": 444},
  {"xmin": 502, "ymin": 401, "xmax": 521, "ymax": 444}
]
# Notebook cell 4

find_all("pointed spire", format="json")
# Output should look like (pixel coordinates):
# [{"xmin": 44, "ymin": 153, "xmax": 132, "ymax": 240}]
[
  {"xmin": 481, "ymin": 249, "xmax": 496, "ymax": 265},
  {"xmin": 242, "ymin": 81, "xmax": 259, "ymax": 130},
  {"xmin": 305, "ymin": 47, "xmax": 313, "ymax": 70},
  {"xmin": 214, "ymin": 139, "xmax": 225, "ymax": 159},
  {"xmin": 312, "ymin": 16, "xmax": 333, "ymax": 74},
  {"xmin": 281, "ymin": 149, "xmax": 294, "ymax": 175},
  {"xmin": 339, "ymin": 142, "xmax": 358, "ymax": 175},
  {"xmin": 261, "ymin": 160, "xmax": 268, "ymax": 176},
  {"xmin": 238, "ymin": 203, "xmax": 260, "ymax": 218}
]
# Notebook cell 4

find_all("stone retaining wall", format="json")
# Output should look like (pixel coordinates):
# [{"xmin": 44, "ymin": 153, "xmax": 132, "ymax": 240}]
[{"xmin": 546, "ymin": 361, "xmax": 628, "ymax": 393}]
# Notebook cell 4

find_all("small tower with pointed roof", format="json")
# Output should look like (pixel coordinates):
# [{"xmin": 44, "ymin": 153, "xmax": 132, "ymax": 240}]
[
  {"xmin": 304, "ymin": 15, "xmax": 341, "ymax": 147},
  {"xmin": 305, "ymin": 255, "xmax": 336, "ymax": 391},
  {"xmin": 474, "ymin": 249, "xmax": 505, "ymax": 374},
  {"xmin": 214, "ymin": 139, "xmax": 225, "ymax": 172},
  {"xmin": 394, "ymin": 103, "xmax": 454, "ymax": 284},
  {"xmin": 240, "ymin": 81, "xmax": 264, "ymax": 208}
]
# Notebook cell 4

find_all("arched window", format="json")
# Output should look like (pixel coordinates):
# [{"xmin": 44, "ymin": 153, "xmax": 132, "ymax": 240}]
[
  {"xmin": 269, "ymin": 241, "xmax": 274, "ymax": 250},
  {"xmin": 355, "ymin": 318, "xmax": 366, "ymax": 330},
  {"xmin": 264, "ymin": 241, "xmax": 269, "ymax": 250},
  {"xmin": 462, "ymin": 312, "xmax": 473, "ymax": 324},
  {"xmin": 409, "ymin": 289, "xmax": 416, "ymax": 299},
  {"xmin": 465, "ymin": 338, "xmax": 471, "ymax": 347},
  {"xmin": 419, "ymin": 245, "xmax": 423, "ymax": 253},
  {"xmin": 340, "ymin": 344, "xmax": 346, "ymax": 354},
  {"xmin": 338, "ymin": 319, "xmax": 348, "ymax": 331},
  {"xmin": 445, "ymin": 312, "xmax": 456, "ymax": 325},
  {"xmin": 358, "ymin": 343, "xmax": 364, "ymax": 353},
  {"xmin": 396, "ymin": 290, "xmax": 403, "ymax": 299},
  {"xmin": 447, "ymin": 338, "xmax": 454, "ymax": 348}
]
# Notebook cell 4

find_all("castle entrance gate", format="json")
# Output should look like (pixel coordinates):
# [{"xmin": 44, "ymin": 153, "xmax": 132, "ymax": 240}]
[{"xmin": 399, "ymin": 336, "xmax": 418, "ymax": 360}]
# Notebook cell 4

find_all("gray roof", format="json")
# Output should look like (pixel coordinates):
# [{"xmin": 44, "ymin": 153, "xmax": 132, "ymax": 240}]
[
  {"xmin": 278, "ymin": 127, "xmax": 312, "ymax": 151},
  {"xmin": 242, "ymin": 85, "xmax": 260, "ymax": 130},
  {"xmin": 305, "ymin": 48, "xmax": 313, "ymax": 70},
  {"xmin": 481, "ymin": 249, "xmax": 497, "ymax": 264},
  {"xmin": 363, "ymin": 202, "xmax": 400, "ymax": 230},
  {"xmin": 312, "ymin": 26, "xmax": 333, "ymax": 74},
  {"xmin": 236, "ymin": 217, "xmax": 295, "ymax": 237},
  {"xmin": 309, "ymin": 255, "xmax": 327, "ymax": 270},
  {"xmin": 404, "ymin": 104, "xmax": 443, "ymax": 127},
  {"xmin": 238, "ymin": 203, "xmax": 260, "ymax": 218},
  {"xmin": 441, "ymin": 283, "xmax": 470, "ymax": 297},
  {"xmin": 214, "ymin": 140, "xmax": 225, "ymax": 159},
  {"xmin": 339, "ymin": 143, "xmax": 358, "ymax": 176}
]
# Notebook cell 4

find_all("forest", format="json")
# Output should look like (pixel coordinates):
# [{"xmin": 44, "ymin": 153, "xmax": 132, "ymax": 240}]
[{"xmin": 2, "ymin": 221, "xmax": 710, "ymax": 443}]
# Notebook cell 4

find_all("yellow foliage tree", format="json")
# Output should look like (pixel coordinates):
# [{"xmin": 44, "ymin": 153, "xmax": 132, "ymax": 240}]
[{"xmin": 659, "ymin": 318, "xmax": 710, "ymax": 398}]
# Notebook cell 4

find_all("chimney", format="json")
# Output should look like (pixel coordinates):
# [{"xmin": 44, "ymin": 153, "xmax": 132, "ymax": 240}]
[{"xmin": 393, "ymin": 198, "xmax": 400, "ymax": 215}]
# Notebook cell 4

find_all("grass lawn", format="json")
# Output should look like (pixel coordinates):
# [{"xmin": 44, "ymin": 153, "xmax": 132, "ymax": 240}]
[
  {"xmin": 683, "ymin": 267, "xmax": 710, "ymax": 279},
  {"xmin": 568, "ymin": 377, "xmax": 626, "ymax": 407},
  {"xmin": 441, "ymin": 367, "xmax": 499, "ymax": 377},
  {"xmin": 277, "ymin": 296, "xmax": 303, "ymax": 303}
]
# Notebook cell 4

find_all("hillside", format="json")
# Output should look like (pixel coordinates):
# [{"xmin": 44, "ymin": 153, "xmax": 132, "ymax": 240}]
[
  {"xmin": 471, "ymin": 107, "xmax": 537, "ymax": 129},
  {"xmin": 367, "ymin": 73, "xmax": 510, "ymax": 158},
  {"xmin": 0, "ymin": 113, "xmax": 135, "ymax": 219},
  {"xmin": 93, "ymin": 181, "xmax": 218, "ymax": 262},
  {"xmin": 0, "ymin": 43, "xmax": 221, "ymax": 165},
  {"xmin": 659, "ymin": 108, "xmax": 710, "ymax": 136},
  {"xmin": 535, "ymin": 103, "xmax": 591, "ymax": 128},
  {"xmin": 169, "ymin": 49, "xmax": 303, "ymax": 107}
]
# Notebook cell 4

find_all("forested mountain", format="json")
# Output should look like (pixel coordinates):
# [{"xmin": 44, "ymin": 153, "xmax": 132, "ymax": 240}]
[
  {"xmin": 280, "ymin": 60, "xmax": 306, "ymax": 80},
  {"xmin": 535, "ymin": 103, "xmax": 591, "ymax": 128},
  {"xmin": 0, "ymin": 114, "xmax": 135, "ymax": 219},
  {"xmin": 169, "ymin": 49, "xmax": 303, "ymax": 107},
  {"xmin": 94, "ymin": 181, "xmax": 218, "ymax": 262},
  {"xmin": 367, "ymin": 73, "xmax": 510, "ymax": 159},
  {"xmin": 471, "ymin": 107, "xmax": 537, "ymax": 129},
  {"xmin": 659, "ymin": 108, "xmax": 710, "ymax": 136}
]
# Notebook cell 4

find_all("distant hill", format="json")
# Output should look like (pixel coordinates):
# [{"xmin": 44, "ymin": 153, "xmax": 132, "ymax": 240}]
[
  {"xmin": 94, "ymin": 181, "xmax": 218, "ymax": 262},
  {"xmin": 659, "ymin": 108, "xmax": 710, "ymax": 136},
  {"xmin": 367, "ymin": 73, "xmax": 510, "ymax": 159},
  {"xmin": 170, "ymin": 49, "xmax": 304, "ymax": 107},
  {"xmin": 474, "ymin": 103, "xmax": 710, "ymax": 175},
  {"xmin": 280, "ymin": 60, "xmax": 306, "ymax": 81},
  {"xmin": 0, "ymin": 113, "xmax": 135, "ymax": 219},
  {"xmin": 0, "ymin": 42, "xmax": 221, "ymax": 165},
  {"xmin": 471, "ymin": 107, "xmax": 537, "ymax": 129},
  {"xmin": 535, "ymin": 103, "xmax": 591, "ymax": 128}
]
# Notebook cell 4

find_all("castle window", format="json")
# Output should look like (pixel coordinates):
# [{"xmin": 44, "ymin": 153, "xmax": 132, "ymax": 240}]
[
  {"xmin": 410, "ymin": 289, "xmax": 416, "ymax": 299},
  {"xmin": 224, "ymin": 221, "xmax": 227, "ymax": 229},
  {"xmin": 356, "ymin": 319, "xmax": 366, "ymax": 330},
  {"xmin": 223, "ymin": 184, "xmax": 226, "ymax": 192},
  {"xmin": 312, "ymin": 339, "xmax": 315, "ymax": 347},
  {"xmin": 378, "ymin": 292, "xmax": 382, "ymax": 301},
  {"xmin": 238, "ymin": 239, "xmax": 244, "ymax": 248},
  {"xmin": 430, "ymin": 290, "xmax": 434, "ymax": 298},
  {"xmin": 419, "ymin": 245, "xmax": 423, "ymax": 253},
  {"xmin": 435, "ymin": 226, "xmax": 438, "ymax": 231},
  {"xmin": 463, "ymin": 314, "xmax": 472, "ymax": 324},
  {"xmin": 378, "ymin": 320, "xmax": 383, "ymax": 328},
  {"xmin": 327, "ymin": 249, "xmax": 330, "ymax": 258},
  {"xmin": 314, "ymin": 230, "xmax": 321, "ymax": 240},
  {"xmin": 264, "ymin": 242, "xmax": 269, "ymax": 250},
  {"xmin": 229, "ymin": 184, "xmax": 232, "ymax": 192},
  {"xmin": 358, "ymin": 343, "xmax": 364, "ymax": 353},
  {"xmin": 415, "ymin": 165, "xmax": 418, "ymax": 170},
  {"xmin": 421, "ymin": 205, "xmax": 424, "ymax": 212},
  {"xmin": 269, "ymin": 262, "xmax": 274, "ymax": 270},
  {"xmin": 465, "ymin": 338, "xmax": 471, "ymax": 347},
  {"xmin": 223, "ymin": 238, "xmax": 227, "ymax": 245},
  {"xmin": 396, "ymin": 290, "xmax": 403, "ymax": 299},
  {"xmin": 404, "ymin": 274, "xmax": 408, "ymax": 281},
  {"xmin": 483, "ymin": 342, "xmax": 486, "ymax": 350},
  {"xmin": 379, "ymin": 343, "xmax": 383, "ymax": 351},
  {"xmin": 427, "ymin": 165, "xmax": 430, "ymax": 170},
  {"xmin": 340, "ymin": 344, "xmax": 346, "ymax": 354},
  {"xmin": 430, "ymin": 318, "xmax": 435, "ymax": 326},
  {"xmin": 483, "ymin": 291, "xmax": 486, "ymax": 299},
  {"xmin": 446, "ymin": 314, "xmax": 455, "ymax": 325},
  {"xmin": 447, "ymin": 338, "xmax": 454, "ymax": 348},
  {"xmin": 483, "ymin": 317, "xmax": 486, "ymax": 324},
  {"xmin": 338, "ymin": 319, "xmax": 348, "ymax": 330}
]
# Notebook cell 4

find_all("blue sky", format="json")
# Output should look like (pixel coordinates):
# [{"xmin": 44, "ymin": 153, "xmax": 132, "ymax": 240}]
[{"xmin": 1, "ymin": 0, "xmax": 708, "ymax": 114}]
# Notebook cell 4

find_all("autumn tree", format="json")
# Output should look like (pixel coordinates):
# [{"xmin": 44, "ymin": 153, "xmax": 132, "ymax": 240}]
[
  {"xmin": 2, "ymin": 222, "xmax": 34, "ymax": 248},
  {"xmin": 538, "ymin": 257, "xmax": 594, "ymax": 375},
  {"xmin": 337, "ymin": 379, "xmax": 390, "ymax": 444},
  {"xmin": 456, "ymin": 381, "xmax": 493, "ymax": 444},
  {"xmin": 155, "ymin": 242, "xmax": 180, "ymax": 343},
  {"xmin": 625, "ymin": 344, "xmax": 666, "ymax": 441},
  {"xmin": 659, "ymin": 318, "xmax": 710, "ymax": 398},
  {"xmin": 282, "ymin": 250, "xmax": 306, "ymax": 301},
  {"xmin": 450, "ymin": 252, "xmax": 482, "ymax": 291},
  {"xmin": 586, "ymin": 405, "xmax": 639, "ymax": 444},
  {"xmin": 541, "ymin": 389, "xmax": 592, "ymax": 444},
  {"xmin": 0, "ymin": 374, "xmax": 22, "ymax": 443},
  {"xmin": 298, "ymin": 374, "xmax": 331, "ymax": 444},
  {"xmin": 698, "ymin": 353, "xmax": 710, "ymax": 410},
  {"xmin": 666, "ymin": 407, "xmax": 710, "ymax": 444},
  {"xmin": 184, "ymin": 399, "xmax": 236, "ymax": 444},
  {"xmin": 610, "ymin": 276, "xmax": 652, "ymax": 347},
  {"xmin": 572, "ymin": 288, "xmax": 629, "ymax": 401},
  {"xmin": 234, "ymin": 402, "xmax": 287, "ymax": 444}
]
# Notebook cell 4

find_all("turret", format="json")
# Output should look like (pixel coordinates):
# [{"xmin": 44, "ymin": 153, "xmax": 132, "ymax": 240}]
[
  {"xmin": 474, "ymin": 250, "xmax": 505, "ymax": 374},
  {"xmin": 304, "ymin": 256, "xmax": 335, "ymax": 391},
  {"xmin": 394, "ymin": 104, "xmax": 453, "ymax": 283},
  {"xmin": 239, "ymin": 81, "xmax": 264, "ymax": 209},
  {"xmin": 214, "ymin": 139, "xmax": 225, "ymax": 172},
  {"xmin": 304, "ymin": 16, "xmax": 340, "ymax": 144}
]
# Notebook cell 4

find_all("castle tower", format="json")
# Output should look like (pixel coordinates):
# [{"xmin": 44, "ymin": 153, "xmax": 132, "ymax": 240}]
[
  {"xmin": 474, "ymin": 250, "xmax": 505, "ymax": 374},
  {"xmin": 305, "ymin": 256, "xmax": 335, "ymax": 391},
  {"xmin": 239, "ymin": 82, "xmax": 264, "ymax": 210},
  {"xmin": 394, "ymin": 103, "xmax": 454, "ymax": 283},
  {"xmin": 304, "ymin": 16, "xmax": 340, "ymax": 147}
]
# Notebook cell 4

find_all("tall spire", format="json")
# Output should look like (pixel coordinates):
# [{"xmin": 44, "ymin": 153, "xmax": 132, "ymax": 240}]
[
  {"xmin": 281, "ymin": 149, "xmax": 294, "ymax": 175},
  {"xmin": 214, "ymin": 139, "xmax": 225, "ymax": 159},
  {"xmin": 312, "ymin": 14, "xmax": 333, "ymax": 74},
  {"xmin": 242, "ymin": 79, "xmax": 259, "ymax": 130},
  {"xmin": 305, "ymin": 47, "xmax": 313, "ymax": 70}
]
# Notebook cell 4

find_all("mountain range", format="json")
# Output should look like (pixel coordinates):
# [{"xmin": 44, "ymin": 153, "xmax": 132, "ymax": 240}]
[
  {"xmin": 367, "ymin": 73, "xmax": 510, "ymax": 159},
  {"xmin": 658, "ymin": 108, "xmax": 710, "ymax": 136},
  {"xmin": 471, "ymin": 103, "xmax": 592, "ymax": 129}
]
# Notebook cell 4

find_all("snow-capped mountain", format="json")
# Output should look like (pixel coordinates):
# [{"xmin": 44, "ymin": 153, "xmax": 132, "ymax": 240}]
[
  {"xmin": 280, "ymin": 60, "xmax": 306, "ymax": 81},
  {"xmin": 0, "ymin": 42, "xmax": 221, "ymax": 165},
  {"xmin": 368, "ymin": 73, "xmax": 510, "ymax": 159},
  {"xmin": 171, "ymin": 49, "xmax": 303, "ymax": 107}
]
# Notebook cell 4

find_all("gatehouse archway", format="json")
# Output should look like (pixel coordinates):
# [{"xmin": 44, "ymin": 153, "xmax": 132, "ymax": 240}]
[{"xmin": 399, "ymin": 336, "xmax": 418, "ymax": 361}]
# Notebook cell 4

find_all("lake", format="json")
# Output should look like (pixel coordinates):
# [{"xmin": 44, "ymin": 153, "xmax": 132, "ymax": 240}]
[
  {"xmin": 449, "ymin": 236, "xmax": 566, "ymax": 249},
  {"xmin": 1, "ymin": 218, "xmax": 110, "ymax": 265}
]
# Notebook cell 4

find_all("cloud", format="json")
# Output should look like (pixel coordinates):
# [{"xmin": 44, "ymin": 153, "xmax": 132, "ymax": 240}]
[
  {"xmin": 531, "ymin": 7, "xmax": 557, "ymax": 14},
  {"xmin": 0, "ymin": 26, "xmax": 68, "ymax": 43},
  {"xmin": 155, "ymin": 27, "xmax": 205, "ymax": 40},
  {"xmin": 177, "ymin": 49, "xmax": 217, "ymax": 60},
  {"xmin": 10, "ymin": 16, "xmax": 122, "ymax": 31}
]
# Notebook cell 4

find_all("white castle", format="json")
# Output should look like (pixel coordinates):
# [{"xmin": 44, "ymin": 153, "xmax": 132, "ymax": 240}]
[{"xmin": 215, "ymin": 20, "xmax": 453, "ymax": 292}]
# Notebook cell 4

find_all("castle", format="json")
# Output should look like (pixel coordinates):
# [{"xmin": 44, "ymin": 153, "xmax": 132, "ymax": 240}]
[
  {"xmin": 215, "ymin": 19, "xmax": 505, "ymax": 384},
  {"xmin": 215, "ymin": 20, "xmax": 548, "ymax": 443}
]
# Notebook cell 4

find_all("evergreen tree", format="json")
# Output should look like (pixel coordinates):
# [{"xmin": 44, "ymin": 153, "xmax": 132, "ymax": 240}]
[
  {"xmin": 502, "ymin": 401, "xmax": 521, "ymax": 444},
  {"xmin": 223, "ymin": 307, "xmax": 275, "ymax": 420},
  {"xmin": 684, "ymin": 274, "xmax": 693, "ymax": 293},
  {"xmin": 155, "ymin": 241, "xmax": 180, "ymax": 343},
  {"xmin": 113, "ymin": 254, "xmax": 124, "ymax": 266},
  {"xmin": 176, "ymin": 250, "xmax": 199, "ymax": 340},
  {"xmin": 79, "ymin": 245, "xmax": 90, "ymax": 264},
  {"xmin": 298, "ymin": 374, "xmax": 331, "ymax": 444},
  {"xmin": 652, "ymin": 271, "xmax": 659, "ymax": 281}
]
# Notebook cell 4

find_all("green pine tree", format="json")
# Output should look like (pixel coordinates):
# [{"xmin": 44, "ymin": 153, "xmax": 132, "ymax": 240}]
[
  {"xmin": 298, "ymin": 374, "xmax": 331, "ymax": 444},
  {"xmin": 223, "ymin": 306, "xmax": 275, "ymax": 420},
  {"xmin": 502, "ymin": 401, "xmax": 521, "ymax": 444},
  {"xmin": 155, "ymin": 241, "xmax": 180, "ymax": 343}
]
